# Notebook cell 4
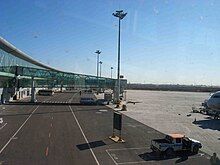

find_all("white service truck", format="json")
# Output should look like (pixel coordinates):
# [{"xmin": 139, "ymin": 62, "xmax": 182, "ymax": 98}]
[{"xmin": 151, "ymin": 134, "xmax": 202, "ymax": 157}]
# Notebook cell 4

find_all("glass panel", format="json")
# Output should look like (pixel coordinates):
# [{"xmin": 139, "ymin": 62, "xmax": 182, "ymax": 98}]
[{"xmin": 0, "ymin": 48, "xmax": 44, "ymax": 74}]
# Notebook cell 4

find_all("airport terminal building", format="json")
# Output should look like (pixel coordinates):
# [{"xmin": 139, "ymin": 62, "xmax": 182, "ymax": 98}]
[{"xmin": 0, "ymin": 37, "xmax": 127, "ymax": 103}]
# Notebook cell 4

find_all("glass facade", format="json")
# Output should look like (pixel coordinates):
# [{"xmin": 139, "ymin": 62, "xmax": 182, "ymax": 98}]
[
  {"xmin": 0, "ymin": 48, "xmax": 44, "ymax": 74},
  {"xmin": 0, "ymin": 43, "xmax": 126, "ymax": 89}
]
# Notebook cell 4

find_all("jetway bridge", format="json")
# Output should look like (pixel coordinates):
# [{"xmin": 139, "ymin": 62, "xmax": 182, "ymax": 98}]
[{"xmin": 0, "ymin": 37, "xmax": 127, "ymax": 102}]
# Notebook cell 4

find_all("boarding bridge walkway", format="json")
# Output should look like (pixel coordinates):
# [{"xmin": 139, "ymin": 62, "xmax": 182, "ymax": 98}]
[{"xmin": 0, "ymin": 37, "xmax": 127, "ymax": 103}]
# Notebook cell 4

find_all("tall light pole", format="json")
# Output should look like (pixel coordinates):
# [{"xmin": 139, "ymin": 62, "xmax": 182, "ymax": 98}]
[
  {"xmin": 111, "ymin": 67, "xmax": 113, "ymax": 79},
  {"xmin": 99, "ymin": 61, "xmax": 103, "ymax": 77},
  {"xmin": 95, "ymin": 50, "xmax": 101, "ymax": 78},
  {"xmin": 113, "ymin": 10, "xmax": 127, "ymax": 104},
  {"xmin": 95, "ymin": 50, "xmax": 101, "ymax": 92}
]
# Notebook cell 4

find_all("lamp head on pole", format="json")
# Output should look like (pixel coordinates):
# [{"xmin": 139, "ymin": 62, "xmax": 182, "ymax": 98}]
[
  {"xmin": 95, "ymin": 50, "xmax": 101, "ymax": 55},
  {"xmin": 113, "ymin": 10, "xmax": 127, "ymax": 20}
]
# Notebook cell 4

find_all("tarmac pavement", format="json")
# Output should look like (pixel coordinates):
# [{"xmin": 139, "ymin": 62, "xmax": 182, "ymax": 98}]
[{"xmin": 0, "ymin": 92, "xmax": 212, "ymax": 165}]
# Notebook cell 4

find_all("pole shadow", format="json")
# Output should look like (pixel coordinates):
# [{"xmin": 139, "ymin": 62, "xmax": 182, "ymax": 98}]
[{"xmin": 76, "ymin": 140, "xmax": 106, "ymax": 151}]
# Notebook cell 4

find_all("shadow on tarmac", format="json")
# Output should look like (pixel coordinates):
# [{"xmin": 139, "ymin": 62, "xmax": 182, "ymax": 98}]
[
  {"xmin": 76, "ymin": 140, "xmax": 106, "ymax": 151},
  {"xmin": 193, "ymin": 119, "xmax": 220, "ymax": 131},
  {"xmin": 138, "ymin": 151, "xmax": 200, "ymax": 163}
]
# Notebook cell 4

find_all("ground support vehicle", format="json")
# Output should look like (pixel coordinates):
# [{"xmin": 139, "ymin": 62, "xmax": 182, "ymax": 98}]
[{"xmin": 151, "ymin": 134, "xmax": 202, "ymax": 157}]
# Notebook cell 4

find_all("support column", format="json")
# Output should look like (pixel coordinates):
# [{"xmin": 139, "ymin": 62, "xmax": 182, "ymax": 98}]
[
  {"xmin": 60, "ymin": 84, "xmax": 63, "ymax": 92},
  {"xmin": 31, "ymin": 77, "xmax": 36, "ymax": 103},
  {"xmin": 113, "ymin": 84, "xmax": 118, "ymax": 103}
]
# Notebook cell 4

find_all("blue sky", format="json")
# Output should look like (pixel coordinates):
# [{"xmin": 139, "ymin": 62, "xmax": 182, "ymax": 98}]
[{"xmin": 1, "ymin": 0, "xmax": 220, "ymax": 85}]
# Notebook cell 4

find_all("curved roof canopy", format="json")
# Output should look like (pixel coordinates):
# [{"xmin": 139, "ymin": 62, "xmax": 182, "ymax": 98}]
[{"xmin": 0, "ymin": 37, "xmax": 55, "ymax": 70}]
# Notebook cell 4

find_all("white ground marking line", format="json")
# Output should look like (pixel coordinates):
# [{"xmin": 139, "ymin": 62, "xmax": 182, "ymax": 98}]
[
  {"xmin": 106, "ymin": 150, "xmax": 118, "ymax": 165},
  {"xmin": 0, "ymin": 123, "xmax": 7, "ymax": 130},
  {"xmin": 0, "ymin": 118, "xmax": 3, "ymax": 124},
  {"xmin": 107, "ymin": 148, "xmax": 204, "ymax": 165},
  {"xmin": 69, "ymin": 106, "xmax": 100, "ymax": 165},
  {"xmin": 99, "ymin": 110, "xmax": 108, "ymax": 112},
  {"xmin": 106, "ymin": 148, "xmax": 147, "ymax": 165},
  {"xmin": 0, "ymin": 105, "xmax": 39, "ymax": 154},
  {"xmin": 68, "ymin": 93, "xmax": 77, "ymax": 103}
]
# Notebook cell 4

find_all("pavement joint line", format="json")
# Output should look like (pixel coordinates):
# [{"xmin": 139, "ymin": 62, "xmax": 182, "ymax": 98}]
[
  {"xmin": 69, "ymin": 105, "xmax": 100, "ymax": 165},
  {"xmin": 0, "ymin": 123, "xmax": 7, "ymax": 130},
  {"xmin": 106, "ymin": 150, "xmax": 118, "ymax": 165},
  {"xmin": 0, "ymin": 105, "xmax": 39, "ymax": 154}
]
